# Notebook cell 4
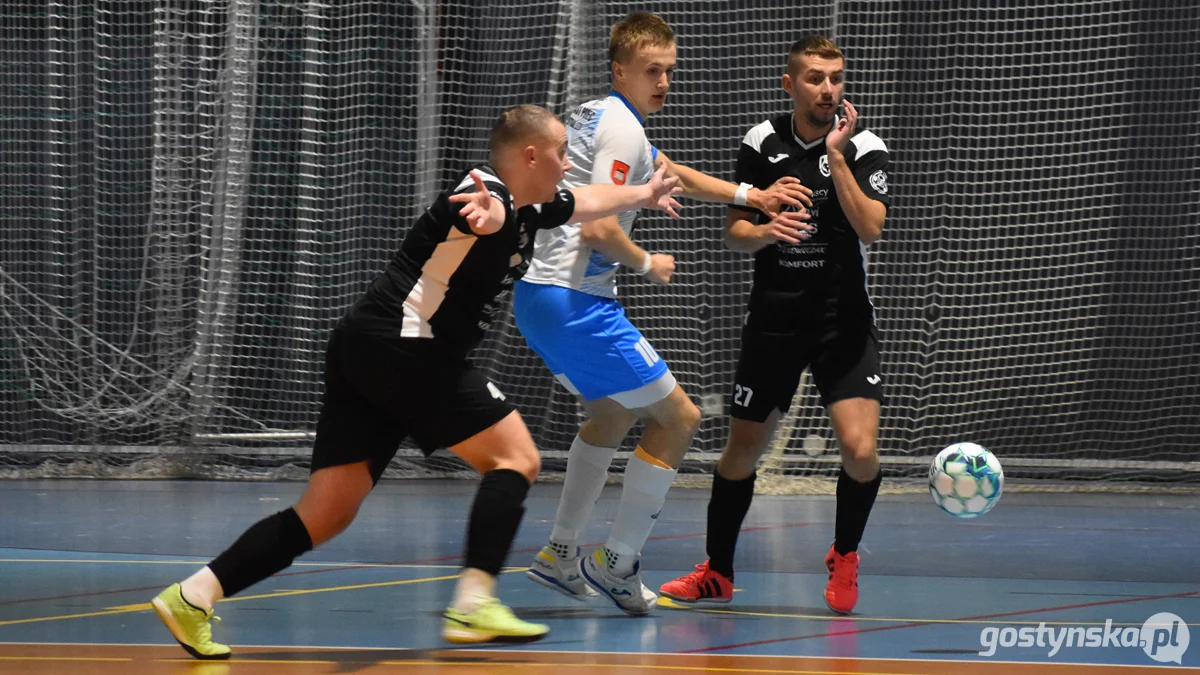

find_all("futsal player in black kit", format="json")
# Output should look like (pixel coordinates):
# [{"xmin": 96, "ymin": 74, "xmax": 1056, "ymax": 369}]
[
  {"xmin": 659, "ymin": 36, "xmax": 891, "ymax": 615},
  {"xmin": 149, "ymin": 104, "xmax": 683, "ymax": 657}
]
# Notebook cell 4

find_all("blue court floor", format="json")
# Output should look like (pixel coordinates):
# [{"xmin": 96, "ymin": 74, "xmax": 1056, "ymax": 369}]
[{"xmin": 0, "ymin": 479, "xmax": 1197, "ymax": 673}]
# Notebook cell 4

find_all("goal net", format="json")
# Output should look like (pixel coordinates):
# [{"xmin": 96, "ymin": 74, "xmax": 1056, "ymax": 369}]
[{"xmin": 3, "ymin": 1, "xmax": 1198, "ymax": 490}]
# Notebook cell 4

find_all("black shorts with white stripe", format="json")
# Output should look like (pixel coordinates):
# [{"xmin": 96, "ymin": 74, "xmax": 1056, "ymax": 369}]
[{"xmin": 310, "ymin": 329, "xmax": 515, "ymax": 483}]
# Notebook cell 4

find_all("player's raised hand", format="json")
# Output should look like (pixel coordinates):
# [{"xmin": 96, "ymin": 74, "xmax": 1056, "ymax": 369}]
[
  {"xmin": 760, "ymin": 209, "xmax": 814, "ymax": 246},
  {"xmin": 643, "ymin": 163, "xmax": 684, "ymax": 218},
  {"xmin": 825, "ymin": 99, "xmax": 858, "ymax": 157},
  {"xmin": 447, "ymin": 170, "xmax": 503, "ymax": 235},
  {"xmin": 645, "ymin": 253, "xmax": 676, "ymax": 286},
  {"xmin": 753, "ymin": 176, "xmax": 813, "ymax": 217}
]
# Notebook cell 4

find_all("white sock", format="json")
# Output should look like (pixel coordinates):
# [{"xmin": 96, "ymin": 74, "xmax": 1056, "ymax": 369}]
[
  {"xmin": 179, "ymin": 566, "xmax": 224, "ymax": 612},
  {"xmin": 605, "ymin": 452, "xmax": 678, "ymax": 577},
  {"xmin": 549, "ymin": 435, "xmax": 618, "ymax": 553}
]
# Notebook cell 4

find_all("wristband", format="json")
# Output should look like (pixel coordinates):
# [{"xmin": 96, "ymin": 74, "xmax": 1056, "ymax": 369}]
[
  {"xmin": 733, "ymin": 182, "xmax": 752, "ymax": 207},
  {"xmin": 637, "ymin": 251, "xmax": 653, "ymax": 275}
]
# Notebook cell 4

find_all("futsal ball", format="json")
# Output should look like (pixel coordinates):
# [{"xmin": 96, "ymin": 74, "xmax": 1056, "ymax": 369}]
[{"xmin": 928, "ymin": 442, "xmax": 1003, "ymax": 518}]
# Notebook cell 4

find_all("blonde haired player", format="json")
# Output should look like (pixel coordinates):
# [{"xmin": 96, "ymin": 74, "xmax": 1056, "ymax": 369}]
[{"xmin": 517, "ymin": 12, "xmax": 812, "ymax": 615}]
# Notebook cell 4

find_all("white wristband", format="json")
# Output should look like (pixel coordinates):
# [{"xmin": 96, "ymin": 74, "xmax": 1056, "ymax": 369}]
[
  {"xmin": 733, "ymin": 182, "xmax": 752, "ymax": 207},
  {"xmin": 637, "ymin": 251, "xmax": 653, "ymax": 275}
]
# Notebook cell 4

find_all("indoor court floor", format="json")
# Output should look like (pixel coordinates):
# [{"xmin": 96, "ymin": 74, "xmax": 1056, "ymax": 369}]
[{"xmin": 0, "ymin": 479, "xmax": 1196, "ymax": 674}]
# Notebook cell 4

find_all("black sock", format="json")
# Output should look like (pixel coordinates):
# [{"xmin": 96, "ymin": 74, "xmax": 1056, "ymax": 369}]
[
  {"xmin": 834, "ymin": 466, "xmax": 882, "ymax": 555},
  {"xmin": 464, "ymin": 469, "xmax": 531, "ymax": 576},
  {"xmin": 705, "ymin": 470, "xmax": 756, "ymax": 579},
  {"xmin": 209, "ymin": 507, "xmax": 314, "ymax": 598}
]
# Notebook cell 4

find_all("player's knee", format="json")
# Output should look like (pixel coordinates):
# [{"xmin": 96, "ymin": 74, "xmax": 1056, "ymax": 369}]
[
  {"xmin": 644, "ymin": 391, "xmax": 700, "ymax": 438},
  {"xmin": 672, "ymin": 398, "xmax": 702, "ymax": 436},
  {"xmin": 839, "ymin": 432, "xmax": 878, "ymax": 471},
  {"xmin": 490, "ymin": 442, "xmax": 540, "ymax": 484},
  {"xmin": 685, "ymin": 400, "xmax": 702, "ymax": 432},
  {"xmin": 296, "ymin": 465, "xmax": 373, "ymax": 545},
  {"xmin": 716, "ymin": 449, "xmax": 759, "ymax": 481},
  {"xmin": 301, "ymin": 501, "xmax": 361, "ymax": 546},
  {"xmin": 723, "ymin": 432, "xmax": 765, "ymax": 458},
  {"xmin": 328, "ymin": 506, "xmax": 360, "ymax": 539},
  {"xmin": 515, "ymin": 446, "xmax": 541, "ymax": 483},
  {"xmin": 724, "ymin": 419, "xmax": 772, "ymax": 461},
  {"xmin": 841, "ymin": 436, "xmax": 876, "ymax": 460},
  {"xmin": 652, "ymin": 398, "xmax": 701, "ymax": 441},
  {"xmin": 721, "ymin": 421, "xmax": 769, "ymax": 465}
]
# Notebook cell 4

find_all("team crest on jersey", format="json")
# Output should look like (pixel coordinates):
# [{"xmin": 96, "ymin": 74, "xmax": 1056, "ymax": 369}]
[
  {"xmin": 611, "ymin": 160, "xmax": 630, "ymax": 185},
  {"xmin": 870, "ymin": 170, "xmax": 888, "ymax": 194},
  {"xmin": 818, "ymin": 155, "xmax": 830, "ymax": 177}
]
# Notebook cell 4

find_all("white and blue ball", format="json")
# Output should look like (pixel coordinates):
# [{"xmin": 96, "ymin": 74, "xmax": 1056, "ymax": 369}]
[{"xmin": 929, "ymin": 442, "xmax": 1003, "ymax": 518}]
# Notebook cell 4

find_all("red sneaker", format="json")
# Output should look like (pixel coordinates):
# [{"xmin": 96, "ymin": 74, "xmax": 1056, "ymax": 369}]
[
  {"xmin": 659, "ymin": 560, "xmax": 734, "ymax": 604},
  {"xmin": 824, "ymin": 546, "xmax": 859, "ymax": 614}
]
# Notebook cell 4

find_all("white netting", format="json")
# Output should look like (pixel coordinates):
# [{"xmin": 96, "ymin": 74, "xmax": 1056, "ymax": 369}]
[
  {"xmin": 762, "ymin": 2, "xmax": 1200, "ymax": 488},
  {"xmin": 2, "ymin": 0, "xmax": 1198, "ymax": 489}
]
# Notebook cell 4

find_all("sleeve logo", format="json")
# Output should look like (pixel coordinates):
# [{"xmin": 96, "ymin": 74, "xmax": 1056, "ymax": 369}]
[
  {"xmin": 611, "ymin": 160, "xmax": 630, "ymax": 185},
  {"xmin": 869, "ymin": 170, "xmax": 888, "ymax": 194}
]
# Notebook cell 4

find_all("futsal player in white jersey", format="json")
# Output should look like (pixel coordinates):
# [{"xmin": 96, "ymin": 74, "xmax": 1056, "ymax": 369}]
[{"xmin": 516, "ymin": 12, "xmax": 811, "ymax": 615}]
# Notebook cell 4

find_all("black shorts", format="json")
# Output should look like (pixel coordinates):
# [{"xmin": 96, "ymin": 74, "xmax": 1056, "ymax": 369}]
[
  {"xmin": 311, "ymin": 329, "xmax": 516, "ymax": 483},
  {"xmin": 730, "ymin": 321, "xmax": 883, "ymax": 423}
]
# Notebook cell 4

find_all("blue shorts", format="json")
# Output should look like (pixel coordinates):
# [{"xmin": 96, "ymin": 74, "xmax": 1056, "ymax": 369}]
[{"xmin": 513, "ymin": 281, "xmax": 675, "ymax": 408}]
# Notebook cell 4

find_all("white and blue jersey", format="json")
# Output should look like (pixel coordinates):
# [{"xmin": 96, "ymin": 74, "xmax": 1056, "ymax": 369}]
[
  {"xmin": 522, "ymin": 92, "xmax": 659, "ymax": 298},
  {"xmin": 514, "ymin": 92, "xmax": 675, "ymax": 408}
]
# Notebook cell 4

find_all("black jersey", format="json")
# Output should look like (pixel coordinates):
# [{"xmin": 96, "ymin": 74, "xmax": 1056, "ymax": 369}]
[
  {"xmin": 732, "ymin": 113, "xmax": 891, "ymax": 327},
  {"xmin": 341, "ymin": 165, "xmax": 577, "ymax": 354}
]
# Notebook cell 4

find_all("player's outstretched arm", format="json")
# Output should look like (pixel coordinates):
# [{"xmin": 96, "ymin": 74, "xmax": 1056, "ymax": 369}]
[
  {"xmin": 725, "ymin": 208, "xmax": 813, "ymax": 254},
  {"xmin": 575, "ymin": 213, "xmax": 674, "ymax": 286},
  {"xmin": 569, "ymin": 165, "xmax": 681, "ymax": 286},
  {"xmin": 447, "ymin": 170, "xmax": 507, "ymax": 235},
  {"xmin": 568, "ymin": 163, "xmax": 682, "ymax": 223},
  {"xmin": 654, "ymin": 152, "xmax": 811, "ymax": 217}
]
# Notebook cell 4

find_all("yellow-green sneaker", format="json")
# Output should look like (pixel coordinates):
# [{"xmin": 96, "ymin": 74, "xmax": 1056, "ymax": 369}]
[
  {"xmin": 150, "ymin": 583, "xmax": 232, "ymax": 660},
  {"xmin": 442, "ymin": 595, "xmax": 549, "ymax": 644}
]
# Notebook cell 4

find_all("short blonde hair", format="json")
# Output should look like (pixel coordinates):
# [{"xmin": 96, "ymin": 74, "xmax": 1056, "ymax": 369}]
[
  {"xmin": 609, "ymin": 12, "xmax": 675, "ymax": 64},
  {"xmin": 787, "ymin": 35, "xmax": 843, "ymax": 74}
]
